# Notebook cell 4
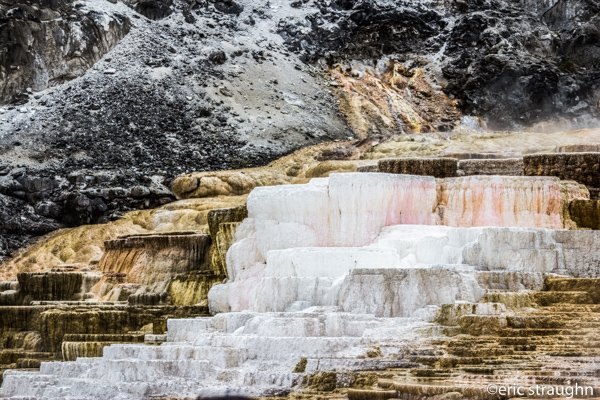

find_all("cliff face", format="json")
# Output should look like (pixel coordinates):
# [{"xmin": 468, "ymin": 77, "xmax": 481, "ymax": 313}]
[{"xmin": 0, "ymin": 0, "xmax": 131, "ymax": 104}]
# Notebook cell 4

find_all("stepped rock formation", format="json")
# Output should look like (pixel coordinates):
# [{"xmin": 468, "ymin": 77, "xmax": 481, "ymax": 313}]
[
  {"xmin": 344, "ymin": 277, "xmax": 600, "ymax": 399},
  {"xmin": 209, "ymin": 173, "xmax": 589, "ymax": 314},
  {"xmin": 2, "ymin": 171, "xmax": 599, "ymax": 399},
  {"xmin": 378, "ymin": 158, "xmax": 459, "ymax": 178},
  {"xmin": 0, "ymin": 245, "xmax": 214, "ymax": 381},
  {"xmin": 524, "ymin": 152, "xmax": 600, "ymax": 199},
  {"xmin": 95, "ymin": 233, "xmax": 212, "ymax": 303},
  {"xmin": 0, "ymin": 193, "xmax": 248, "ymax": 280},
  {"xmin": 1, "ymin": 0, "xmax": 600, "ymax": 396},
  {"xmin": 0, "ymin": 198, "xmax": 250, "ymax": 381},
  {"xmin": 570, "ymin": 199, "xmax": 600, "ymax": 229}
]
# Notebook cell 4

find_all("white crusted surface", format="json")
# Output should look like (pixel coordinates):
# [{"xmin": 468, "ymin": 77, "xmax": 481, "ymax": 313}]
[{"xmin": 2, "ymin": 173, "xmax": 599, "ymax": 399}]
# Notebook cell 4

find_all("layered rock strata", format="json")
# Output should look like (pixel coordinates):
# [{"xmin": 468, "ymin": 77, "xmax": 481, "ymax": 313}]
[
  {"xmin": 2, "ymin": 172, "xmax": 599, "ymax": 399},
  {"xmin": 378, "ymin": 158, "xmax": 458, "ymax": 178},
  {"xmin": 207, "ymin": 206, "xmax": 248, "ymax": 276},
  {"xmin": 457, "ymin": 158, "xmax": 524, "ymax": 176},
  {"xmin": 569, "ymin": 199, "xmax": 600, "ymax": 229},
  {"xmin": 95, "ymin": 233, "xmax": 212, "ymax": 303},
  {"xmin": 379, "ymin": 152, "xmax": 600, "ymax": 201},
  {"xmin": 346, "ymin": 277, "xmax": 600, "ymax": 400},
  {"xmin": 0, "ymin": 197, "xmax": 254, "ymax": 380},
  {"xmin": 524, "ymin": 152, "xmax": 600, "ymax": 199},
  {"xmin": 0, "ymin": 302, "xmax": 206, "ymax": 384},
  {"xmin": 0, "ymin": 223, "xmax": 242, "ymax": 383}
]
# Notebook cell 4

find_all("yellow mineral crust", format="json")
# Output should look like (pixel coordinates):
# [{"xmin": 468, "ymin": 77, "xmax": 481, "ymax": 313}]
[
  {"xmin": 0, "ymin": 196, "xmax": 246, "ymax": 281},
  {"xmin": 363, "ymin": 128, "xmax": 600, "ymax": 160},
  {"xmin": 171, "ymin": 141, "xmax": 377, "ymax": 199},
  {"xmin": 330, "ymin": 62, "xmax": 462, "ymax": 137}
]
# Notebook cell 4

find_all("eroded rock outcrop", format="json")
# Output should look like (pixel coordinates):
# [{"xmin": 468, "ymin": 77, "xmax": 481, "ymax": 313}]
[
  {"xmin": 569, "ymin": 199, "xmax": 600, "ymax": 229},
  {"xmin": 120, "ymin": 0, "xmax": 173, "ymax": 20},
  {"xmin": 0, "ymin": 168, "xmax": 174, "ymax": 260},
  {"xmin": 0, "ymin": 225, "xmax": 237, "ymax": 380},
  {"xmin": 378, "ymin": 158, "xmax": 458, "ymax": 178},
  {"xmin": 279, "ymin": 0, "xmax": 600, "ymax": 130},
  {"xmin": 457, "ymin": 158, "xmax": 524, "ymax": 176},
  {"xmin": 92, "ymin": 232, "xmax": 227, "ymax": 306},
  {"xmin": 0, "ymin": 0, "xmax": 130, "ymax": 104},
  {"xmin": 330, "ymin": 63, "xmax": 462, "ymax": 136}
]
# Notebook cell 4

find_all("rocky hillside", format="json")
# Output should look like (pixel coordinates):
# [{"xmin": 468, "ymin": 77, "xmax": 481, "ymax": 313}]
[
  {"xmin": 1, "ymin": 0, "xmax": 599, "ymax": 260},
  {"xmin": 281, "ymin": 0, "xmax": 600, "ymax": 129}
]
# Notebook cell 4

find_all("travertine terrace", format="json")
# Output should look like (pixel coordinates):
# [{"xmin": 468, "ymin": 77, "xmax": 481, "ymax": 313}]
[
  {"xmin": 2, "ymin": 0, "xmax": 600, "ymax": 397},
  {"xmin": 1, "ymin": 157, "xmax": 599, "ymax": 399}
]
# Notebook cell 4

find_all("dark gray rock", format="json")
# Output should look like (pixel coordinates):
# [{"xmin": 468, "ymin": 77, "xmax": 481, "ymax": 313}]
[
  {"xmin": 0, "ymin": 192, "xmax": 62, "ymax": 258},
  {"xmin": 212, "ymin": 0, "xmax": 244, "ymax": 15},
  {"xmin": 0, "ymin": 166, "xmax": 174, "ymax": 259},
  {"xmin": 121, "ymin": 0, "xmax": 174, "ymax": 19},
  {"xmin": 208, "ymin": 50, "xmax": 228, "ymax": 65},
  {"xmin": 0, "ymin": 0, "xmax": 131, "ymax": 104},
  {"xmin": 277, "ymin": 0, "xmax": 600, "ymax": 130}
]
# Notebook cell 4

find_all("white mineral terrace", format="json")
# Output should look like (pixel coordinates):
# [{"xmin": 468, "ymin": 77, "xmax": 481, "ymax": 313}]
[{"xmin": 1, "ymin": 173, "xmax": 599, "ymax": 399}]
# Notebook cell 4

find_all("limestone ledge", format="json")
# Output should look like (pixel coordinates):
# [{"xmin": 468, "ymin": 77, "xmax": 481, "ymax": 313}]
[
  {"xmin": 169, "ymin": 138, "xmax": 386, "ymax": 200},
  {"xmin": 378, "ymin": 156, "xmax": 526, "ymax": 178},
  {"xmin": 0, "ymin": 303, "xmax": 207, "ymax": 354},
  {"xmin": 171, "ymin": 160, "xmax": 377, "ymax": 200},
  {"xmin": 94, "ymin": 232, "xmax": 212, "ymax": 303},
  {"xmin": 378, "ymin": 158, "xmax": 458, "ymax": 178},
  {"xmin": 457, "ymin": 158, "xmax": 524, "ymax": 176},
  {"xmin": 524, "ymin": 152, "xmax": 600, "ymax": 199}
]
